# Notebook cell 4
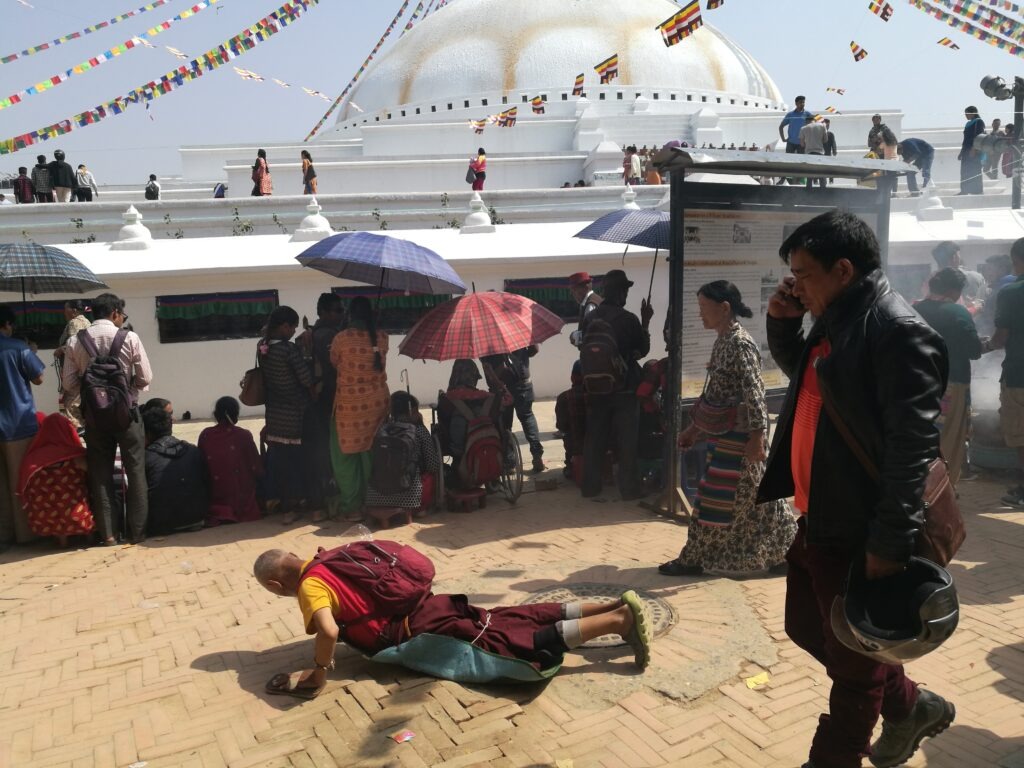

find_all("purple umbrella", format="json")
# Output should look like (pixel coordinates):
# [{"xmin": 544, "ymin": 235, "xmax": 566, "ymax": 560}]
[{"xmin": 295, "ymin": 231, "xmax": 466, "ymax": 295}]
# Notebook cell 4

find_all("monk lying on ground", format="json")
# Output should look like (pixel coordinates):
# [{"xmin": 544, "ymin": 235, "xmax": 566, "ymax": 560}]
[{"xmin": 254, "ymin": 541, "xmax": 654, "ymax": 699}]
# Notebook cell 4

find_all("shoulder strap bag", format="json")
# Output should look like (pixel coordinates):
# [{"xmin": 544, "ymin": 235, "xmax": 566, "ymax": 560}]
[
  {"xmin": 820, "ymin": 393, "xmax": 965, "ymax": 567},
  {"xmin": 239, "ymin": 349, "xmax": 265, "ymax": 407}
]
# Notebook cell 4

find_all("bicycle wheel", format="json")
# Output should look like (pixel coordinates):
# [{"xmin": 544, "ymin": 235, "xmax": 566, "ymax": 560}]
[{"xmin": 499, "ymin": 430, "xmax": 524, "ymax": 503}]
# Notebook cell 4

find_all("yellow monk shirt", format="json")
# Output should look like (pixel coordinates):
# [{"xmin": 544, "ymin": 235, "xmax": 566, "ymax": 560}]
[{"xmin": 296, "ymin": 558, "xmax": 388, "ymax": 650}]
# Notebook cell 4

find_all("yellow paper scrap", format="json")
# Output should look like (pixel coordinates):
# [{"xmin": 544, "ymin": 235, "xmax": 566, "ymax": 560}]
[{"xmin": 744, "ymin": 671, "xmax": 770, "ymax": 689}]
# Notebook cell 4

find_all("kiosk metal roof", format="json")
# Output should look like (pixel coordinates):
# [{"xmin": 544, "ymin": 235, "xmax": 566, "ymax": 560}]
[{"xmin": 652, "ymin": 147, "xmax": 915, "ymax": 180}]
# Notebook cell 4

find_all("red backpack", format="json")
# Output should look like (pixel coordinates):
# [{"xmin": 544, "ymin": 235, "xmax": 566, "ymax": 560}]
[
  {"xmin": 451, "ymin": 394, "xmax": 503, "ymax": 486},
  {"xmin": 300, "ymin": 540, "xmax": 435, "ymax": 618}
]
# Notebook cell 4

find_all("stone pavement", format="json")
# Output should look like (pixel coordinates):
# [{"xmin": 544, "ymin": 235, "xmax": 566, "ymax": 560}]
[{"xmin": 1, "ymin": 403, "xmax": 1023, "ymax": 768}]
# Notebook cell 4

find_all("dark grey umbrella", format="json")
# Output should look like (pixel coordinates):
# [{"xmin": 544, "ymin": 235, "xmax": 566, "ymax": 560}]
[{"xmin": 0, "ymin": 243, "xmax": 108, "ymax": 312}]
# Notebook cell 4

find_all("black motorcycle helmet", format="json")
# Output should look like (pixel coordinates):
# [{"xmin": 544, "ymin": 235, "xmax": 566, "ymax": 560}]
[{"xmin": 830, "ymin": 555, "xmax": 959, "ymax": 665}]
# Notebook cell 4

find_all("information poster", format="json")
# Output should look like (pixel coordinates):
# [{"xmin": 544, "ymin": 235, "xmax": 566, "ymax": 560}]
[{"xmin": 678, "ymin": 209, "xmax": 877, "ymax": 397}]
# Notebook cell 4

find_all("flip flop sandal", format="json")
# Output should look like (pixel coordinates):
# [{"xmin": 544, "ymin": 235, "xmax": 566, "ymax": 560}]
[
  {"xmin": 620, "ymin": 589, "xmax": 653, "ymax": 671},
  {"xmin": 265, "ymin": 672, "xmax": 324, "ymax": 700}
]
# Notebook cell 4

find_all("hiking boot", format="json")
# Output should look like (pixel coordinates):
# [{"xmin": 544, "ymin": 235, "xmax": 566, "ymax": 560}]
[
  {"xmin": 868, "ymin": 689, "xmax": 955, "ymax": 768},
  {"xmin": 1001, "ymin": 486, "xmax": 1024, "ymax": 507},
  {"xmin": 532, "ymin": 458, "xmax": 546, "ymax": 474}
]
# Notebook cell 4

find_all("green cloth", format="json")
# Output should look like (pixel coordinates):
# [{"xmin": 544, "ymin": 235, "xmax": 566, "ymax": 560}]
[
  {"xmin": 331, "ymin": 420, "xmax": 370, "ymax": 514},
  {"xmin": 371, "ymin": 634, "xmax": 561, "ymax": 683},
  {"xmin": 914, "ymin": 298, "xmax": 982, "ymax": 385},
  {"xmin": 996, "ymin": 276, "xmax": 1024, "ymax": 387}
]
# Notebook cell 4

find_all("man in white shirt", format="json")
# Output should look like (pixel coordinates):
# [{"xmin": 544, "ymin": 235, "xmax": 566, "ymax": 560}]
[
  {"xmin": 63, "ymin": 293, "xmax": 154, "ymax": 544},
  {"xmin": 799, "ymin": 115, "xmax": 828, "ymax": 189}
]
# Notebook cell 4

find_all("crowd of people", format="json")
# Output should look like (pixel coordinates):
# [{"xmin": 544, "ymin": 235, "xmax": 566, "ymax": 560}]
[
  {"xmin": 0, "ymin": 294, "xmax": 266, "ymax": 549},
  {"xmin": 250, "ymin": 211, "xmax": 964, "ymax": 768},
  {"xmin": 0, "ymin": 203, "xmax": 980, "ymax": 765},
  {"xmin": 6, "ymin": 152, "xmax": 100, "ymax": 203}
]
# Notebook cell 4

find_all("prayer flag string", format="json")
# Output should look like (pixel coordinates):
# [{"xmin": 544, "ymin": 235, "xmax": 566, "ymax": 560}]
[
  {"xmin": 0, "ymin": 0, "xmax": 222, "ymax": 111},
  {"xmin": 907, "ymin": 0, "xmax": 1024, "ymax": 58},
  {"xmin": 303, "ymin": 0, "xmax": 414, "ymax": 142},
  {"xmin": 0, "ymin": 0, "xmax": 321, "ymax": 155},
  {"xmin": 1, "ymin": 0, "xmax": 174, "ymax": 64}
]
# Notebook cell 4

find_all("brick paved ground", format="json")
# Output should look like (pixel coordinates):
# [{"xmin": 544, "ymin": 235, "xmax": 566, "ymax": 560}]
[{"xmin": 1, "ymin": 403, "xmax": 1023, "ymax": 768}]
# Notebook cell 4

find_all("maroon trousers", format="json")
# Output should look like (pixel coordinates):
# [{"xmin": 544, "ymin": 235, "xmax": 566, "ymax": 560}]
[
  {"xmin": 786, "ymin": 518, "xmax": 919, "ymax": 768},
  {"xmin": 403, "ymin": 594, "xmax": 563, "ymax": 669}
]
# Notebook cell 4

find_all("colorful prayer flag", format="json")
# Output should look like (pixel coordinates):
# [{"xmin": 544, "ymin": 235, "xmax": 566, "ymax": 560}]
[
  {"xmin": 706, "ymin": 0, "xmax": 723, "ymax": 8},
  {"xmin": 572, "ymin": 73, "xmax": 584, "ymax": 96},
  {"xmin": 938, "ymin": 36, "xmax": 960, "ymax": 49},
  {"xmin": 166, "ymin": 45, "xmax": 188, "ymax": 59},
  {"xmin": 304, "ymin": 0, "xmax": 413, "ymax": 142},
  {"xmin": 826, "ymin": 87, "xmax": 846, "ymax": 95},
  {"xmin": 496, "ymin": 107, "xmax": 517, "ymax": 127},
  {"xmin": 469, "ymin": 118, "xmax": 487, "ymax": 134},
  {"xmin": 657, "ymin": 1, "xmax": 702, "ymax": 47},
  {"xmin": 594, "ymin": 53, "xmax": 619, "ymax": 84},
  {"xmin": 868, "ymin": 1, "xmax": 894, "ymax": 20},
  {"xmin": 850, "ymin": 41, "xmax": 868, "ymax": 61},
  {"xmin": 531, "ymin": 96, "xmax": 545, "ymax": 115}
]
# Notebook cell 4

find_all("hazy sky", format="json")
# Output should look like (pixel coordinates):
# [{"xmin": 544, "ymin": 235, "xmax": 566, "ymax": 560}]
[{"xmin": 0, "ymin": 0, "xmax": 1019, "ymax": 184}]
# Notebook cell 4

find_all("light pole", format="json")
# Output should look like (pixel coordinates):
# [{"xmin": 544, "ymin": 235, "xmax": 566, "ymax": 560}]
[{"xmin": 980, "ymin": 75, "xmax": 1024, "ymax": 210}]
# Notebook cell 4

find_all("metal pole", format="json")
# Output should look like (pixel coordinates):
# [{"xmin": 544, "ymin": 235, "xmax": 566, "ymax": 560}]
[
  {"xmin": 1014, "ymin": 77, "xmax": 1023, "ymax": 211},
  {"xmin": 666, "ymin": 171, "xmax": 686, "ymax": 518}
]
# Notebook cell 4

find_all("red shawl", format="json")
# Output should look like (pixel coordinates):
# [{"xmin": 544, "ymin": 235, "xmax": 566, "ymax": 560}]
[{"xmin": 18, "ymin": 413, "xmax": 85, "ymax": 496}]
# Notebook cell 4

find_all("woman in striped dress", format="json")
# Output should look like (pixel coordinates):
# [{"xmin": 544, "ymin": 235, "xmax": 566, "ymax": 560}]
[{"xmin": 659, "ymin": 281, "xmax": 796, "ymax": 577}]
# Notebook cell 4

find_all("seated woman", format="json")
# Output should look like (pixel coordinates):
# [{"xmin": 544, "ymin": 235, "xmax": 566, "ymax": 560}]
[
  {"xmin": 141, "ymin": 401, "xmax": 209, "ymax": 536},
  {"xmin": 19, "ymin": 412, "xmax": 95, "ymax": 549},
  {"xmin": 437, "ymin": 359, "xmax": 503, "ymax": 487},
  {"xmin": 198, "ymin": 397, "xmax": 262, "ymax": 525},
  {"xmin": 365, "ymin": 392, "xmax": 440, "ymax": 514},
  {"xmin": 255, "ymin": 545, "xmax": 655, "ymax": 698}
]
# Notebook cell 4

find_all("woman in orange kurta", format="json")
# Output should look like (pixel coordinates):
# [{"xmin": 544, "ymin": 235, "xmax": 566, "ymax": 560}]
[{"xmin": 329, "ymin": 296, "xmax": 389, "ymax": 520}]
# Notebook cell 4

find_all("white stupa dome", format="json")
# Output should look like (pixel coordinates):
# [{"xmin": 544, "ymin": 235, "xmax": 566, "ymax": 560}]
[{"xmin": 335, "ymin": 0, "xmax": 783, "ymax": 124}]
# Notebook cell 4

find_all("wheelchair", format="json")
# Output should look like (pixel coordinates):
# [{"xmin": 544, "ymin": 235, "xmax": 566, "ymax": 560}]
[{"xmin": 430, "ymin": 391, "xmax": 524, "ymax": 506}]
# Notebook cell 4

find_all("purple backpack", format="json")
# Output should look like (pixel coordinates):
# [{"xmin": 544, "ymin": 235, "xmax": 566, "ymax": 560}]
[{"xmin": 77, "ymin": 328, "xmax": 133, "ymax": 433}]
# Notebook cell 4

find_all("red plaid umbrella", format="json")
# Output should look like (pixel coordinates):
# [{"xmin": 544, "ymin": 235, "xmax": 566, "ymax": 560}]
[{"xmin": 398, "ymin": 291, "xmax": 564, "ymax": 361}]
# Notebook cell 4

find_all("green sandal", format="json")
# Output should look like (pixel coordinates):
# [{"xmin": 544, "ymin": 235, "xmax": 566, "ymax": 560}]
[{"xmin": 620, "ymin": 589, "xmax": 653, "ymax": 670}]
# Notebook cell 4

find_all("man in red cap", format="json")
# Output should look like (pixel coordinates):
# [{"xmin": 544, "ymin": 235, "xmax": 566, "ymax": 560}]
[{"xmin": 568, "ymin": 272, "xmax": 603, "ymax": 347}]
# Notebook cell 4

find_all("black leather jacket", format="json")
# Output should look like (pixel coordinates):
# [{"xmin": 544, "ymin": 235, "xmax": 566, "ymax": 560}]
[{"xmin": 756, "ymin": 270, "xmax": 949, "ymax": 562}]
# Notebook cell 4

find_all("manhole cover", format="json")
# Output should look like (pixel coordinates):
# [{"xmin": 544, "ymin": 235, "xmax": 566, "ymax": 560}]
[{"xmin": 520, "ymin": 583, "xmax": 677, "ymax": 648}]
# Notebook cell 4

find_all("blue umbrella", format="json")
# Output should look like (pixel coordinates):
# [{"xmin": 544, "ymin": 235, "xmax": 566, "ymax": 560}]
[
  {"xmin": 0, "ymin": 243, "xmax": 108, "ymax": 312},
  {"xmin": 295, "ymin": 231, "xmax": 466, "ymax": 295},
  {"xmin": 575, "ymin": 208, "xmax": 668, "ymax": 304},
  {"xmin": 574, "ymin": 208, "xmax": 670, "ymax": 250}
]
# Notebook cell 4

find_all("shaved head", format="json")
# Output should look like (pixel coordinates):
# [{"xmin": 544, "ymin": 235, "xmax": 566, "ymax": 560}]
[{"xmin": 254, "ymin": 549, "xmax": 290, "ymax": 584}]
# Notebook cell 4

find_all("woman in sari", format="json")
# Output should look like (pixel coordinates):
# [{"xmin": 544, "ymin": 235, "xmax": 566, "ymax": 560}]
[
  {"xmin": 198, "ymin": 396, "xmax": 262, "ymax": 525},
  {"xmin": 330, "ymin": 296, "xmax": 389, "ymax": 521},
  {"xmin": 54, "ymin": 300, "xmax": 91, "ymax": 429},
  {"xmin": 18, "ymin": 412, "xmax": 94, "ymax": 548},
  {"xmin": 659, "ymin": 281, "xmax": 796, "ymax": 577}
]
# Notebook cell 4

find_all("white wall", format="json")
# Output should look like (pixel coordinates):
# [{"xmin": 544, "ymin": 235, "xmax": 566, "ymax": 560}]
[{"xmin": 24, "ymin": 251, "xmax": 672, "ymax": 419}]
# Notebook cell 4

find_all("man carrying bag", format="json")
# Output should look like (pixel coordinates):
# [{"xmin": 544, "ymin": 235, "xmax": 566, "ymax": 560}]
[
  {"xmin": 757, "ymin": 212, "xmax": 956, "ymax": 768},
  {"xmin": 63, "ymin": 293, "xmax": 153, "ymax": 545}
]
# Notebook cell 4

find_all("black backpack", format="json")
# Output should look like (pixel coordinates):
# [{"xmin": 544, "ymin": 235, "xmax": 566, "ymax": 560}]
[
  {"xmin": 144, "ymin": 181, "xmax": 159, "ymax": 200},
  {"xmin": 579, "ymin": 317, "xmax": 627, "ymax": 394},
  {"xmin": 77, "ymin": 328, "xmax": 134, "ymax": 433},
  {"xmin": 369, "ymin": 421, "xmax": 420, "ymax": 496}
]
